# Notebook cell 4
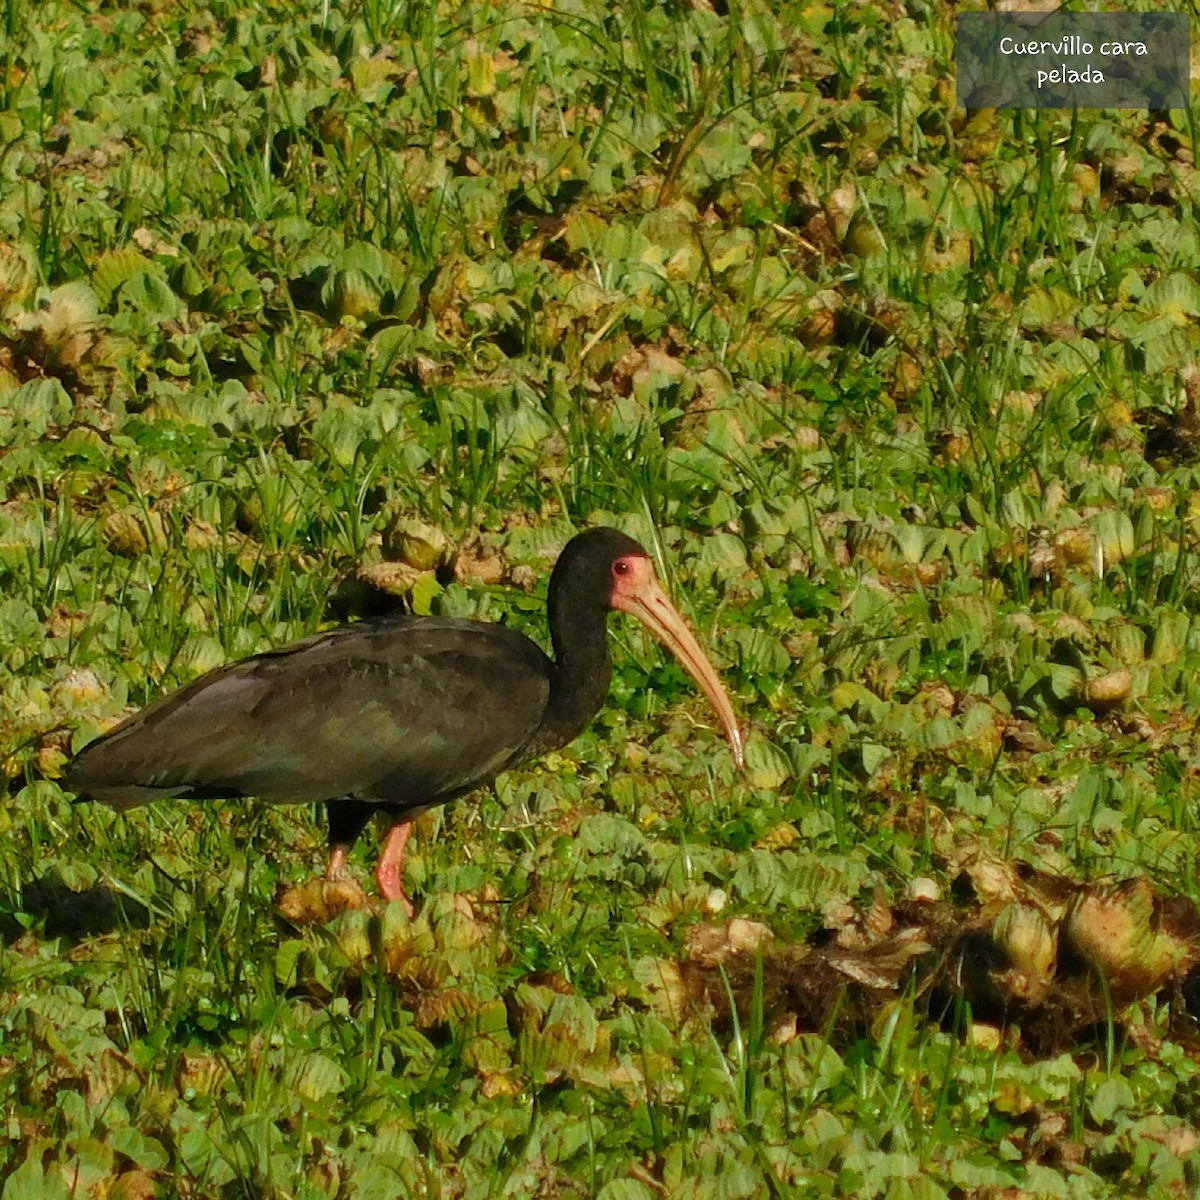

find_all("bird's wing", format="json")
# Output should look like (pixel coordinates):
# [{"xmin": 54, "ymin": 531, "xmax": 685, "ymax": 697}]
[{"xmin": 67, "ymin": 618, "xmax": 553, "ymax": 810}]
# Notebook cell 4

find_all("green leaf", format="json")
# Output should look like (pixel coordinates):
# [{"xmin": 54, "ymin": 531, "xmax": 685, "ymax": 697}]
[
  {"xmin": 93, "ymin": 250, "xmax": 158, "ymax": 307},
  {"xmin": 119, "ymin": 271, "xmax": 183, "ymax": 321},
  {"xmin": 275, "ymin": 939, "xmax": 305, "ymax": 988},
  {"xmin": 861, "ymin": 741, "xmax": 890, "ymax": 775},
  {"xmin": 596, "ymin": 1181, "xmax": 655, "ymax": 1200},
  {"xmin": 286, "ymin": 1052, "xmax": 348, "ymax": 1103},
  {"xmin": 410, "ymin": 571, "xmax": 442, "ymax": 615},
  {"xmin": 1089, "ymin": 1077, "xmax": 1135, "ymax": 1124},
  {"xmin": 109, "ymin": 1128, "xmax": 169, "ymax": 1172},
  {"xmin": 1, "ymin": 1154, "xmax": 73, "ymax": 1200}
]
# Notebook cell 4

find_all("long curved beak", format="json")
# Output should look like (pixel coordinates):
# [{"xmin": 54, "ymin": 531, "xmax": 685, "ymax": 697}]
[{"xmin": 612, "ymin": 560, "xmax": 744, "ymax": 768}]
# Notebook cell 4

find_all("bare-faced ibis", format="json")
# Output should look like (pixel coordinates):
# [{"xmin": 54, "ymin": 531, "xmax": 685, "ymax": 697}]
[{"xmin": 67, "ymin": 528, "xmax": 744, "ymax": 914}]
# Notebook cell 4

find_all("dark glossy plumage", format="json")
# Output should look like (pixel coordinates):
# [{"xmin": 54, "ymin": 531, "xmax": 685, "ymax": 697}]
[
  {"xmin": 69, "ymin": 618, "xmax": 555, "ymax": 817},
  {"xmin": 67, "ymin": 527, "xmax": 743, "ymax": 911}
]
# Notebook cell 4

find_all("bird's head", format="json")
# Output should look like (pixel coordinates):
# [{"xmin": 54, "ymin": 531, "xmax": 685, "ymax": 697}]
[{"xmin": 552, "ymin": 528, "xmax": 745, "ymax": 768}]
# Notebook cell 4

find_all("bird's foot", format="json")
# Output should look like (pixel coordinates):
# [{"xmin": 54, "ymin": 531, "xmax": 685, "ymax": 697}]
[{"xmin": 324, "ymin": 845, "xmax": 351, "ymax": 884}]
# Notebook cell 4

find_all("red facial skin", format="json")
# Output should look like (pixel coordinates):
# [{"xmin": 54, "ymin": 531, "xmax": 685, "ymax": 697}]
[{"xmin": 608, "ymin": 553, "xmax": 744, "ymax": 770}]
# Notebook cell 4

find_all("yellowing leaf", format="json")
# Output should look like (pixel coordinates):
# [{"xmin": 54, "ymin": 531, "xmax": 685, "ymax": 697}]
[
  {"xmin": 286, "ymin": 1052, "xmax": 348, "ymax": 1103},
  {"xmin": 743, "ymin": 733, "xmax": 792, "ymax": 790},
  {"xmin": 93, "ymin": 249, "xmax": 154, "ymax": 306},
  {"xmin": 1143, "ymin": 272, "xmax": 1200, "ymax": 320}
]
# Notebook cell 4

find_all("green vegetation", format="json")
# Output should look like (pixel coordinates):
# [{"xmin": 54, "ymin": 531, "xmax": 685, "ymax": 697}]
[{"xmin": 3, "ymin": 0, "xmax": 1200, "ymax": 1195}]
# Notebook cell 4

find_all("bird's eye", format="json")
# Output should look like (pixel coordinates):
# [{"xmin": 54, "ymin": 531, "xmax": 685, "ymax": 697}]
[{"xmin": 613, "ymin": 559, "xmax": 630, "ymax": 576}]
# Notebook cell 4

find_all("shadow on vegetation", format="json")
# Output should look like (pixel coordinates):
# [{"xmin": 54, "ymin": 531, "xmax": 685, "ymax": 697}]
[
  {"xmin": 324, "ymin": 573, "xmax": 413, "ymax": 622},
  {"xmin": 1, "ymin": 873, "xmax": 150, "ymax": 942}
]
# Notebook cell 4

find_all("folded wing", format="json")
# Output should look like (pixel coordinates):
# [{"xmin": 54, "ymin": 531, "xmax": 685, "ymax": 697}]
[{"xmin": 67, "ymin": 617, "xmax": 553, "ymax": 812}]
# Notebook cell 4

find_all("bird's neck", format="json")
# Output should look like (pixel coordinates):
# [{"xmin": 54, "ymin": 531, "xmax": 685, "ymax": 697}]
[{"xmin": 543, "ymin": 604, "xmax": 613, "ymax": 749}]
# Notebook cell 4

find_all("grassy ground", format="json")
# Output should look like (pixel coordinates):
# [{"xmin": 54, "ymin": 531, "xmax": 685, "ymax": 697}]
[{"xmin": 3, "ymin": 0, "xmax": 1200, "ymax": 1196}]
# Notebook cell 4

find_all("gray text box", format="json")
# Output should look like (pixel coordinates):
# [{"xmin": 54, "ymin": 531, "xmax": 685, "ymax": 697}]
[{"xmin": 957, "ymin": 12, "xmax": 1189, "ymax": 109}]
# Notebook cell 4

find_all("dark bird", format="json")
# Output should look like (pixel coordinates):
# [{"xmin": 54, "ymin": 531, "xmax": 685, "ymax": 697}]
[{"xmin": 66, "ymin": 528, "xmax": 744, "ymax": 914}]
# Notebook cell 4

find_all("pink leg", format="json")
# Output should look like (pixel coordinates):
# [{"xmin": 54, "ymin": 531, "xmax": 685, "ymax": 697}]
[
  {"xmin": 375, "ymin": 819, "xmax": 414, "ymax": 917},
  {"xmin": 324, "ymin": 845, "xmax": 350, "ymax": 882}
]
